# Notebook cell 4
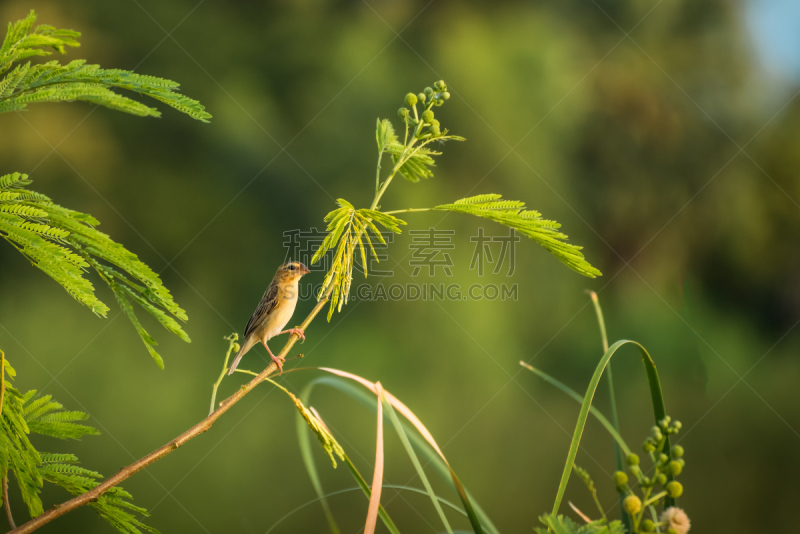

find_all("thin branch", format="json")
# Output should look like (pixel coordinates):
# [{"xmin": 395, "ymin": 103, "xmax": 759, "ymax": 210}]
[
  {"xmin": 9, "ymin": 284, "xmax": 334, "ymax": 534},
  {"xmin": 2, "ymin": 477, "xmax": 13, "ymax": 529}
]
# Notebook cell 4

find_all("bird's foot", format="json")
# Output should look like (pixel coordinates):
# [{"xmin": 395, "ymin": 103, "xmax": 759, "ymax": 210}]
[
  {"xmin": 283, "ymin": 327, "xmax": 305, "ymax": 343},
  {"xmin": 271, "ymin": 353, "xmax": 286, "ymax": 374}
]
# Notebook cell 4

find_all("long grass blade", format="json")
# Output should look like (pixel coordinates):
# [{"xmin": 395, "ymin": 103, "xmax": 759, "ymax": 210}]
[
  {"xmin": 519, "ymin": 362, "xmax": 630, "ymax": 456},
  {"xmin": 364, "ymin": 382, "xmax": 385, "ymax": 534},
  {"xmin": 296, "ymin": 404, "xmax": 340, "ymax": 534},
  {"xmin": 301, "ymin": 375, "xmax": 500, "ymax": 534},
  {"xmin": 550, "ymin": 340, "xmax": 670, "ymax": 516},
  {"xmin": 382, "ymin": 394, "xmax": 454, "ymax": 534}
]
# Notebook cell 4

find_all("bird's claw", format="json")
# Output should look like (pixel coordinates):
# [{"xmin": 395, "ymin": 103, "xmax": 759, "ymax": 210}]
[
  {"xmin": 271, "ymin": 354, "xmax": 286, "ymax": 374},
  {"xmin": 289, "ymin": 327, "xmax": 306, "ymax": 343}
]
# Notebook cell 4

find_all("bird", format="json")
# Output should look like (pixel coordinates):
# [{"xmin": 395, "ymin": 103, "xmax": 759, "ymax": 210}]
[{"xmin": 228, "ymin": 261, "xmax": 311, "ymax": 375}]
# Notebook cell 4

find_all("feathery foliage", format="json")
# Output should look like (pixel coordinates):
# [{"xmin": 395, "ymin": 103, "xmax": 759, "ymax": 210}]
[
  {"xmin": 0, "ymin": 354, "xmax": 157, "ymax": 532},
  {"xmin": 312, "ymin": 81, "xmax": 600, "ymax": 319},
  {"xmin": 0, "ymin": 9, "xmax": 209, "ymax": 365},
  {"xmin": 0, "ymin": 10, "xmax": 210, "ymax": 121},
  {"xmin": 433, "ymin": 194, "xmax": 602, "ymax": 277},
  {"xmin": 312, "ymin": 199, "xmax": 406, "ymax": 320},
  {"xmin": 0, "ymin": 172, "xmax": 189, "ymax": 367}
]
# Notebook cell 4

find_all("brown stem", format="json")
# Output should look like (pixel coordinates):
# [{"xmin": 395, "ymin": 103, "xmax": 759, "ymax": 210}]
[
  {"xmin": 9, "ymin": 286, "xmax": 333, "ymax": 534},
  {"xmin": 2, "ymin": 476, "xmax": 13, "ymax": 529}
]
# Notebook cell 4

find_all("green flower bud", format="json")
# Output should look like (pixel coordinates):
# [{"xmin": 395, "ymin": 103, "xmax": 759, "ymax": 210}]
[
  {"xmin": 433, "ymin": 80, "xmax": 445, "ymax": 90},
  {"xmin": 422, "ymin": 109, "xmax": 434, "ymax": 123},
  {"xmin": 232, "ymin": 343, "xmax": 241, "ymax": 353},
  {"xmin": 652, "ymin": 426, "xmax": 663, "ymax": 440},
  {"xmin": 671, "ymin": 445, "xmax": 684, "ymax": 458},
  {"xmin": 623, "ymin": 495, "xmax": 642, "ymax": 515},
  {"xmin": 405, "ymin": 93, "xmax": 417, "ymax": 107},
  {"xmin": 613, "ymin": 471, "xmax": 628, "ymax": 486},
  {"xmin": 642, "ymin": 519, "xmax": 655, "ymax": 532},
  {"xmin": 430, "ymin": 124, "xmax": 441, "ymax": 137},
  {"xmin": 659, "ymin": 453, "xmax": 669, "ymax": 464},
  {"xmin": 676, "ymin": 458, "xmax": 685, "ymax": 467},
  {"xmin": 668, "ymin": 460, "xmax": 683, "ymax": 476},
  {"xmin": 667, "ymin": 529, "xmax": 679, "ymax": 534},
  {"xmin": 657, "ymin": 473, "xmax": 667, "ymax": 485},
  {"xmin": 643, "ymin": 440, "xmax": 656, "ymax": 453},
  {"xmin": 442, "ymin": 91, "xmax": 451, "ymax": 100},
  {"xmin": 627, "ymin": 453, "xmax": 640, "ymax": 466},
  {"xmin": 629, "ymin": 465, "xmax": 642, "ymax": 478},
  {"xmin": 418, "ymin": 92, "xmax": 426, "ymax": 104},
  {"xmin": 673, "ymin": 420, "xmax": 682, "ymax": 430},
  {"xmin": 666, "ymin": 481, "xmax": 683, "ymax": 498},
  {"xmin": 424, "ymin": 87, "xmax": 434, "ymax": 98},
  {"xmin": 660, "ymin": 416, "xmax": 671, "ymax": 429},
  {"xmin": 398, "ymin": 107, "xmax": 409, "ymax": 119},
  {"xmin": 434, "ymin": 98, "xmax": 444, "ymax": 106}
]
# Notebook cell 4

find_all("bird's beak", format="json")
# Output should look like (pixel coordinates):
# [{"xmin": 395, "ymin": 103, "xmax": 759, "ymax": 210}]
[{"xmin": 299, "ymin": 263, "xmax": 310, "ymax": 275}]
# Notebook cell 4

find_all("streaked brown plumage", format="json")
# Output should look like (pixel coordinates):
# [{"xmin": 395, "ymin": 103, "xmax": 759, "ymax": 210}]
[{"xmin": 228, "ymin": 261, "xmax": 310, "ymax": 375}]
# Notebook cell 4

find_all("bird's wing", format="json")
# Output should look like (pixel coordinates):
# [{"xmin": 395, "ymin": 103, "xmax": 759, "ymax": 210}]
[{"xmin": 243, "ymin": 280, "xmax": 280, "ymax": 339}]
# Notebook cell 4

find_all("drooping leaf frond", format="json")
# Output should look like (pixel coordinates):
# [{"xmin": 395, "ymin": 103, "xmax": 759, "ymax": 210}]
[
  {"xmin": 433, "ymin": 194, "xmax": 602, "ymax": 278},
  {"xmin": 0, "ymin": 10, "xmax": 210, "ymax": 122},
  {"xmin": 40, "ymin": 455, "xmax": 160, "ymax": 534},
  {"xmin": 311, "ymin": 199, "xmax": 407, "ymax": 319},
  {"xmin": 0, "ymin": 173, "xmax": 190, "ymax": 366}
]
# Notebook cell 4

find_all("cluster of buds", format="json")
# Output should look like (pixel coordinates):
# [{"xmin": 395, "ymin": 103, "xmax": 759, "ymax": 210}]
[
  {"xmin": 614, "ymin": 416, "xmax": 689, "ymax": 533},
  {"xmin": 397, "ymin": 80, "xmax": 451, "ymax": 139}
]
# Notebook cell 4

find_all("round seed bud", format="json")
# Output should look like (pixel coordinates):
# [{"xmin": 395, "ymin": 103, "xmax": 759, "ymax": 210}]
[
  {"xmin": 671, "ymin": 445, "xmax": 684, "ymax": 458},
  {"xmin": 666, "ymin": 481, "xmax": 683, "ymax": 498},
  {"xmin": 627, "ymin": 453, "xmax": 640, "ymax": 466},
  {"xmin": 668, "ymin": 460, "xmax": 683, "ymax": 476},
  {"xmin": 422, "ymin": 109, "xmax": 434, "ymax": 123},
  {"xmin": 657, "ymin": 473, "xmax": 667, "ymax": 485},
  {"xmin": 660, "ymin": 416, "xmax": 671, "ymax": 428},
  {"xmin": 442, "ymin": 91, "xmax": 451, "ymax": 100},
  {"xmin": 398, "ymin": 107, "xmax": 409, "ymax": 119},
  {"xmin": 430, "ymin": 125, "xmax": 441, "ymax": 136},
  {"xmin": 643, "ymin": 441, "xmax": 656, "ymax": 453},
  {"xmin": 673, "ymin": 420, "xmax": 682, "ymax": 430},
  {"xmin": 659, "ymin": 453, "xmax": 669, "ymax": 464},
  {"xmin": 424, "ymin": 87, "xmax": 434, "ymax": 98},
  {"xmin": 614, "ymin": 471, "xmax": 628, "ymax": 486},
  {"xmin": 642, "ymin": 519, "xmax": 655, "ymax": 532},
  {"xmin": 232, "ymin": 343, "xmax": 241, "ymax": 352},
  {"xmin": 623, "ymin": 495, "xmax": 642, "ymax": 515},
  {"xmin": 418, "ymin": 92, "xmax": 426, "ymax": 104},
  {"xmin": 629, "ymin": 465, "xmax": 642, "ymax": 478},
  {"xmin": 652, "ymin": 426, "xmax": 663, "ymax": 440},
  {"xmin": 433, "ymin": 80, "xmax": 444, "ymax": 90},
  {"xmin": 405, "ymin": 93, "xmax": 417, "ymax": 107}
]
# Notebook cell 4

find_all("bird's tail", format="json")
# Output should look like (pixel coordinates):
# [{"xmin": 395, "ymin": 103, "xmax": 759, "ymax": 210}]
[{"xmin": 228, "ymin": 337, "xmax": 256, "ymax": 375}]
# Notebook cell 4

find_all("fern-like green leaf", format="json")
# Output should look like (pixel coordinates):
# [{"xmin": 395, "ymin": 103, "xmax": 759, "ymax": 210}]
[
  {"xmin": 433, "ymin": 194, "xmax": 602, "ymax": 278},
  {"xmin": 385, "ymin": 143, "xmax": 440, "ymax": 182},
  {"xmin": 534, "ymin": 513, "xmax": 624, "ymax": 534},
  {"xmin": 376, "ymin": 118, "xmax": 397, "ymax": 153},
  {"xmin": 0, "ymin": 11, "xmax": 209, "ymax": 121},
  {"xmin": 0, "ymin": 173, "xmax": 190, "ymax": 365}
]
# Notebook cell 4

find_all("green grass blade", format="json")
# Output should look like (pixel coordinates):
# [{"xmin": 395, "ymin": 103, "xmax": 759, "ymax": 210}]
[
  {"xmin": 342, "ymin": 455, "xmax": 401, "ymax": 534},
  {"xmin": 519, "ymin": 362, "xmax": 630, "ymax": 456},
  {"xmin": 587, "ymin": 290, "xmax": 630, "ymax": 531},
  {"xmin": 550, "ymin": 339, "xmax": 670, "ymax": 516},
  {"xmin": 295, "ymin": 387, "xmax": 340, "ymax": 534},
  {"xmin": 382, "ymin": 395, "xmax": 454, "ymax": 534},
  {"xmin": 303, "ymin": 375, "xmax": 499, "ymax": 534}
]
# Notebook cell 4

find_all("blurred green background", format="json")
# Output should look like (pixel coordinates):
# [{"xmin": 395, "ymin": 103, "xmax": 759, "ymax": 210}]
[{"xmin": 1, "ymin": 0, "xmax": 799, "ymax": 532}]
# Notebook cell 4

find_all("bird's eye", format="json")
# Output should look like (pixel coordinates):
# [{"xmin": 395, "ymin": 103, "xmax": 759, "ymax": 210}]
[{"xmin": 287, "ymin": 264, "xmax": 295, "ymax": 271}]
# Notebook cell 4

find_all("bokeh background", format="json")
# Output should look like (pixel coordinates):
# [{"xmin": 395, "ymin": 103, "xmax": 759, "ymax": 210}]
[{"xmin": 1, "ymin": 0, "xmax": 799, "ymax": 532}]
